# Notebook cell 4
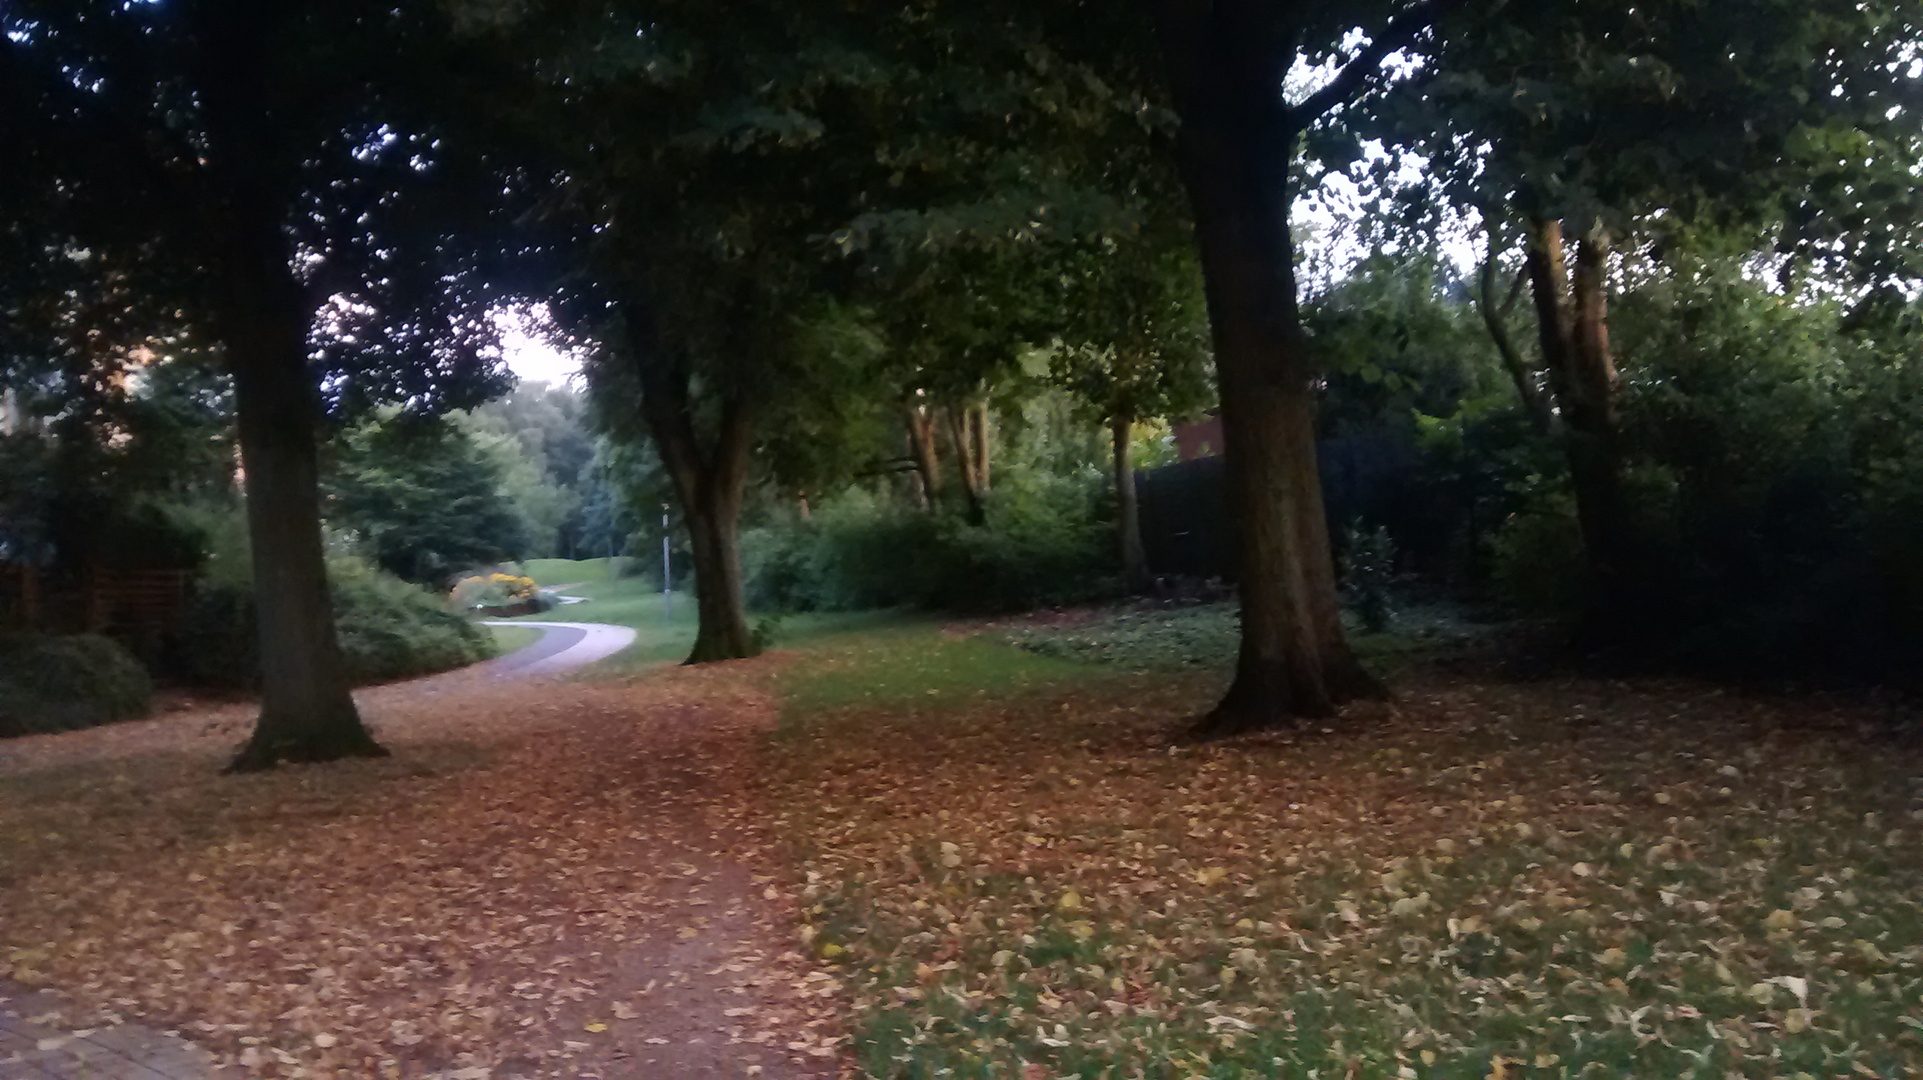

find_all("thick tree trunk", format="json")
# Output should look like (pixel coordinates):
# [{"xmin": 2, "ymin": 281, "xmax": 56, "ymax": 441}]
[
  {"xmin": 1112, "ymin": 416, "xmax": 1150, "ymax": 592},
  {"xmin": 683, "ymin": 481, "xmax": 754, "ymax": 663},
  {"xmin": 622, "ymin": 302, "xmax": 759, "ymax": 664},
  {"xmin": 1523, "ymin": 217, "xmax": 1629, "ymax": 614},
  {"xmin": 947, "ymin": 403, "xmax": 986, "ymax": 525},
  {"xmin": 225, "ymin": 276, "xmax": 383, "ymax": 771},
  {"xmin": 196, "ymin": 2, "xmax": 380, "ymax": 771},
  {"xmin": 904, "ymin": 402, "xmax": 942, "ymax": 510},
  {"xmin": 1149, "ymin": 12, "xmax": 1381, "ymax": 737}
]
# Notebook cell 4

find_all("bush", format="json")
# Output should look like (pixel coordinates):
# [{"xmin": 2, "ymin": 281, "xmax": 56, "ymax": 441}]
[
  {"xmin": 1340, "ymin": 521, "xmax": 1398, "ymax": 632},
  {"xmin": 744, "ymin": 475, "xmax": 1115, "ymax": 614},
  {"xmin": 449, "ymin": 570, "xmax": 545, "ymax": 613},
  {"xmin": 0, "ymin": 633, "xmax": 153, "ymax": 737},
  {"xmin": 1487, "ymin": 502, "xmax": 1586, "ymax": 618},
  {"xmin": 174, "ymin": 557, "xmax": 495, "ymax": 688}
]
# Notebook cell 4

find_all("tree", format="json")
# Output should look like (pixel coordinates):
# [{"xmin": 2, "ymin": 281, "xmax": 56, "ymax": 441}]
[
  {"xmin": 1143, "ymin": 0, "xmax": 1460, "ymax": 733},
  {"xmin": 499, "ymin": 0, "xmax": 1168, "ymax": 661},
  {"xmin": 1048, "ymin": 235, "xmax": 1213, "ymax": 590},
  {"xmin": 3, "ymin": 0, "xmax": 516, "ymax": 768},
  {"xmin": 1376, "ymin": 0, "xmax": 1923, "ymax": 623},
  {"xmin": 325, "ymin": 415, "xmax": 530, "ymax": 583}
]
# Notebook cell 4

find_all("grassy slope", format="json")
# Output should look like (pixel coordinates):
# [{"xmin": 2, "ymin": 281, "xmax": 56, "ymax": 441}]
[
  {"xmin": 510, "ymin": 557, "xmax": 902, "ymax": 672},
  {"xmin": 767, "ymin": 609, "xmax": 1923, "ymax": 1079}
]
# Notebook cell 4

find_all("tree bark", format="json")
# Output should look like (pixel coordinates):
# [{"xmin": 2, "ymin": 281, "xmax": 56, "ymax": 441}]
[
  {"xmin": 1523, "ymin": 217, "xmax": 1629, "ymax": 613},
  {"xmin": 622, "ymin": 302, "xmax": 759, "ymax": 664},
  {"xmin": 1148, "ymin": 3, "xmax": 1382, "ymax": 737},
  {"xmin": 947, "ymin": 403, "xmax": 986, "ymax": 525},
  {"xmin": 201, "ymin": 7, "xmax": 382, "ymax": 771},
  {"xmin": 1112, "ymin": 415, "xmax": 1150, "ymax": 592},
  {"xmin": 683, "ymin": 473, "xmax": 754, "ymax": 663},
  {"xmin": 1476, "ymin": 221, "xmax": 1552, "ymax": 434},
  {"xmin": 970, "ymin": 400, "xmax": 991, "ymax": 493},
  {"xmin": 224, "ymin": 257, "xmax": 383, "ymax": 771},
  {"xmin": 903, "ymin": 401, "xmax": 942, "ymax": 510}
]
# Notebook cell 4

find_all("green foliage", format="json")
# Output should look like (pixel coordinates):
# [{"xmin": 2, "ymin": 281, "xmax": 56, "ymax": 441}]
[
  {"xmin": 464, "ymin": 381, "xmax": 600, "ymax": 559},
  {"xmin": 175, "ymin": 557, "xmax": 493, "ymax": 688},
  {"xmin": 1342, "ymin": 520, "xmax": 1398, "ymax": 633},
  {"xmin": 744, "ymin": 474, "xmax": 1113, "ymax": 615},
  {"xmin": 1003, "ymin": 604, "xmax": 1240, "ymax": 671},
  {"xmin": 1487, "ymin": 502, "xmax": 1588, "ymax": 619},
  {"xmin": 0, "ymin": 633, "xmax": 153, "ymax": 737},
  {"xmin": 324, "ymin": 413, "xmax": 530, "ymax": 584}
]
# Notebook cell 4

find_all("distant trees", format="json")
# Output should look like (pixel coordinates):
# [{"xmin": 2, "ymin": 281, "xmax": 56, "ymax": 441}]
[
  {"xmin": 325, "ymin": 415, "xmax": 530, "ymax": 584},
  {"xmin": 1048, "ymin": 236, "xmax": 1213, "ymax": 590}
]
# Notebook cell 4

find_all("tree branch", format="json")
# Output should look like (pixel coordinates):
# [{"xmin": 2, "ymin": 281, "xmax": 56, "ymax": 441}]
[{"xmin": 1291, "ymin": 0, "xmax": 1467, "ymax": 125}]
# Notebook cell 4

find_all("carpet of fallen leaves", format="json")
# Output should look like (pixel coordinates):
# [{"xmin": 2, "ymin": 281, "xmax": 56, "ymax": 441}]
[
  {"xmin": 0, "ymin": 661, "xmax": 845, "ymax": 1079},
  {"xmin": 765, "ymin": 628, "xmax": 1923, "ymax": 1078}
]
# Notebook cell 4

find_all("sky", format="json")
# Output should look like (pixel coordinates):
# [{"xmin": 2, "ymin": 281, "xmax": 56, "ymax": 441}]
[{"xmin": 495, "ymin": 307, "xmax": 584, "ymax": 386}]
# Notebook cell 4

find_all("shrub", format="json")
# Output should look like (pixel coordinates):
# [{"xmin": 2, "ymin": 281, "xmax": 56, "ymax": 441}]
[
  {"xmin": 1487, "ymin": 502, "xmax": 1586, "ymax": 618},
  {"xmin": 744, "ymin": 475, "xmax": 1115, "ymax": 615},
  {"xmin": 174, "ymin": 557, "xmax": 495, "ymax": 688},
  {"xmin": 0, "ymin": 633, "xmax": 153, "ymax": 737},
  {"xmin": 1340, "ymin": 521, "xmax": 1398, "ymax": 632},
  {"xmin": 449, "ymin": 571, "xmax": 542, "ymax": 611}
]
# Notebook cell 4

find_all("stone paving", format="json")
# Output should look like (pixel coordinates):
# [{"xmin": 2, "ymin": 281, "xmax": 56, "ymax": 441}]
[{"xmin": 0, "ymin": 983, "xmax": 211, "ymax": 1080}]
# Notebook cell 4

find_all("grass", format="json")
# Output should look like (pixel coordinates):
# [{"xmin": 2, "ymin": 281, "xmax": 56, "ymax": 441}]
[
  {"xmin": 505, "ymin": 561, "xmax": 907, "ymax": 672},
  {"xmin": 486, "ymin": 623, "xmax": 545, "ymax": 655},
  {"xmin": 520, "ymin": 556, "xmax": 633, "ymax": 586},
  {"xmin": 763, "ymin": 612, "xmax": 1923, "ymax": 1079},
  {"xmin": 999, "ymin": 601, "xmax": 1493, "ymax": 676}
]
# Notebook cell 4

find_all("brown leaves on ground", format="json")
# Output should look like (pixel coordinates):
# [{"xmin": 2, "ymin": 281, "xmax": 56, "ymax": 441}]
[
  {"xmin": 766, "ymin": 634, "xmax": 1923, "ymax": 1075},
  {"xmin": 0, "ymin": 662, "xmax": 845, "ymax": 1079}
]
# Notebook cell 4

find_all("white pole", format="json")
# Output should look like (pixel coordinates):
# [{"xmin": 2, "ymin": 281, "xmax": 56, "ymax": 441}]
[{"xmin": 662, "ymin": 504, "xmax": 672, "ymax": 623}]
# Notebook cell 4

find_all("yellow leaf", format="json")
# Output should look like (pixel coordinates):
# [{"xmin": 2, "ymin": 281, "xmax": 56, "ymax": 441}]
[
  {"xmin": 584, "ymin": 1022, "xmax": 607, "ymax": 1033},
  {"xmin": 1058, "ymin": 890, "xmax": 1083, "ymax": 912},
  {"xmin": 1764, "ymin": 909, "xmax": 1798, "ymax": 931}
]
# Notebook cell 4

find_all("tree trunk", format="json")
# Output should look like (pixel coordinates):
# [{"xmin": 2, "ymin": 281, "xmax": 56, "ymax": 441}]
[
  {"xmin": 683, "ymin": 480, "xmax": 754, "ymax": 663},
  {"xmin": 200, "ymin": 17, "xmax": 381, "ymax": 770},
  {"xmin": 225, "ymin": 271, "xmax": 383, "ymax": 771},
  {"xmin": 1149, "ymin": 8, "xmax": 1381, "ymax": 737},
  {"xmin": 622, "ymin": 302, "xmax": 759, "ymax": 664},
  {"xmin": 947, "ymin": 403, "xmax": 986, "ymax": 525},
  {"xmin": 903, "ymin": 402, "xmax": 942, "ymax": 510},
  {"xmin": 1112, "ymin": 416, "xmax": 1150, "ymax": 592},
  {"xmin": 1523, "ymin": 217, "xmax": 1629, "ymax": 614},
  {"xmin": 970, "ymin": 400, "xmax": 991, "ymax": 493},
  {"xmin": 1476, "ymin": 220, "xmax": 1552, "ymax": 434}
]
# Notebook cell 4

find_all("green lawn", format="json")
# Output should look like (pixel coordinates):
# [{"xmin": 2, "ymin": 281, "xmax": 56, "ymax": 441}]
[
  {"xmin": 501, "ymin": 562, "xmax": 903, "ymax": 672},
  {"xmin": 486, "ymin": 623, "xmax": 544, "ymax": 655}
]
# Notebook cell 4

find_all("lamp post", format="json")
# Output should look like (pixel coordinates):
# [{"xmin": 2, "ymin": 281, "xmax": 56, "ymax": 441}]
[{"xmin": 661, "ymin": 504, "xmax": 672, "ymax": 623}]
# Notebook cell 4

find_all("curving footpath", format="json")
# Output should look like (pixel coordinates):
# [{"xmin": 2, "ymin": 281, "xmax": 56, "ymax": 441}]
[{"xmin": 478, "ymin": 619, "xmax": 638, "ymax": 676}]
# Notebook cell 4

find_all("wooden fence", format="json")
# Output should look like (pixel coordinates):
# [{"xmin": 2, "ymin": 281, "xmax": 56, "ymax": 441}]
[{"xmin": 1, "ymin": 564, "xmax": 192, "ymax": 636}]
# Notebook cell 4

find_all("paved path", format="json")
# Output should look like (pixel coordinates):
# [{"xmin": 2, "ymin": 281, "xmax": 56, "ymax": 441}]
[
  {"xmin": 478, "ymin": 620, "xmax": 638, "ymax": 675},
  {"xmin": 0, "ymin": 982, "xmax": 213, "ymax": 1079}
]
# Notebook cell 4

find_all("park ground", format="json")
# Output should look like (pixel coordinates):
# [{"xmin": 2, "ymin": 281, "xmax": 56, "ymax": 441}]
[{"xmin": 4, "ymin": 560, "xmax": 1923, "ymax": 1078}]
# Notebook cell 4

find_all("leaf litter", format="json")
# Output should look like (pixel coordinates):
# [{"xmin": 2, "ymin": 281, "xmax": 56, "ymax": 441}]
[
  {"xmin": 0, "ymin": 660, "xmax": 846, "ymax": 1078},
  {"xmin": 764, "ymin": 625, "xmax": 1923, "ymax": 1077}
]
